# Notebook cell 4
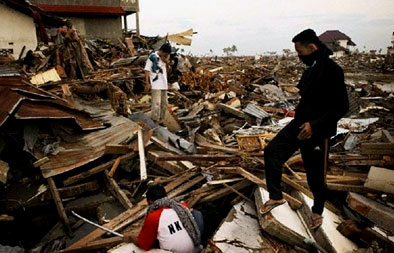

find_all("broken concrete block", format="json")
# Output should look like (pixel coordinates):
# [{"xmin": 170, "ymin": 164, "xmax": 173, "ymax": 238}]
[
  {"xmin": 254, "ymin": 187, "xmax": 311, "ymax": 250},
  {"xmin": 364, "ymin": 166, "xmax": 394, "ymax": 194},
  {"xmin": 213, "ymin": 200, "xmax": 266, "ymax": 253},
  {"xmin": 347, "ymin": 192, "xmax": 394, "ymax": 234},
  {"xmin": 298, "ymin": 192, "xmax": 358, "ymax": 253}
]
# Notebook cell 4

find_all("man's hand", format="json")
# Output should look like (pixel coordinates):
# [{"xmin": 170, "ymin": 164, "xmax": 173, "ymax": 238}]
[
  {"xmin": 298, "ymin": 122, "xmax": 313, "ymax": 140},
  {"xmin": 123, "ymin": 232, "xmax": 138, "ymax": 243},
  {"xmin": 144, "ymin": 82, "xmax": 150, "ymax": 93}
]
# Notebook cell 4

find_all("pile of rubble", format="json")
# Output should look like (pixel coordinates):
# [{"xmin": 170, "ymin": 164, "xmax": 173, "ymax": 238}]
[{"xmin": 0, "ymin": 30, "xmax": 394, "ymax": 253}]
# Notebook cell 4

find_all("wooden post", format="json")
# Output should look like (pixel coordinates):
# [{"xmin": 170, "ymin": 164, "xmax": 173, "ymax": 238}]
[
  {"xmin": 47, "ymin": 177, "xmax": 72, "ymax": 235},
  {"xmin": 138, "ymin": 129, "xmax": 147, "ymax": 180},
  {"xmin": 104, "ymin": 170, "xmax": 133, "ymax": 210}
]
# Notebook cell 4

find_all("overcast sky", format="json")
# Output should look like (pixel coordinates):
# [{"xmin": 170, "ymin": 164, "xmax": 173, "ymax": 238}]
[{"xmin": 126, "ymin": 0, "xmax": 394, "ymax": 56}]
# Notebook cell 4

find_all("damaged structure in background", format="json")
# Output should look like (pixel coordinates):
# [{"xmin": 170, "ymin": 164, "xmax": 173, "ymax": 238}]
[{"xmin": 1, "ymin": 1, "xmax": 394, "ymax": 252}]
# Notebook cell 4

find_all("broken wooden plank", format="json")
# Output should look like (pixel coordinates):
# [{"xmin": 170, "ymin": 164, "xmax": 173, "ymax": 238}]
[
  {"xmin": 162, "ymin": 107, "xmax": 181, "ymax": 133},
  {"xmin": 42, "ymin": 181, "xmax": 99, "ymax": 201},
  {"xmin": 63, "ymin": 152, "xmax": 136, "ymax": 186},
  {"xmin": 195, "ymin": 133, "xmax": 239, "ymax": 154},
  {"xmin": 137, "ymin": 129, "xmax": 147, "ymax": 180},
  {"xmin": 47, "ymin": 177, "xmax": 72, "ymax": 235},
  {"xmin": 217, "ymin": 103, "xmax": 248, "ymax": 119},
  {"xmin": 167, "ymin": 175, "xmax": 206, "ymax": 199},
  {"xmin": 361, "ymin": 142, "xmax": 394, "ymax": 155},
  {"xmin": 151, "ymin": 136, "xmax": 185, "ymax": 155},
  {"xmin": 108, "ymin": 157, "xmax": 121, "ymax": 177},
  {"xmin": 200, "ymin": 180, "xmax": 251, "ymax": 203},
  {"xmin": 347, "ymin": 192, "xmax": 394, "ymax": 234},
  {"xmin": 382, "ymin": 129, "xmax": 394, "ymax": 143},
  {"xmin": 105, "ymin": 144, "xmax": 133, "ymax": 155},
  {"xmin": 33, "ymin": 157, "xmax": 49, "ymax": 168},
  {"xmin": 222, "ymin": 183, "xmax": 253, "ymax": 203},
  {"xmin": 131, "ymin": 128, "xmax": 153, "ymax": 152},
  {"xmin": 152, "ymin": 152, "xmax": 237, "ymax": 162},
  {"xmin": 0, "ymin": 160, "xmax": 9, "ymax": 184},
  {"xmin": 233, "ymin": 167, "xmax": 302, "ymax": 209},
  {"xmin": 330, "ymin": 154, "xmax": 394, "ymax": 166},
  {"xmin": 59, "ymin": 235, "xmax": 127, "ymax": 253},
  {"xmin": 104, "ymin": 170, "xmax": 133, "ymax": 209},
  {"xmin": 364, "ymin": 166, "xmax": 394, "ymax": 194},
  {"xmin": 147, "ymin": 151, "xmax": 184, "ymax": 175},
  {"xmin": 296, "ymin": 180, "xmax": 378, "ymax": 194},
  {"xmin": 254, "ymin": 187, "xmax": 312, "ymax": 250}
]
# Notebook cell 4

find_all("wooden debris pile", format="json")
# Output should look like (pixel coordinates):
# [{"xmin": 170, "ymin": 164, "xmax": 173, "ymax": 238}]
[{"xmin": 0, "ymin": 38, "xmax": 393, "ymax": 252}]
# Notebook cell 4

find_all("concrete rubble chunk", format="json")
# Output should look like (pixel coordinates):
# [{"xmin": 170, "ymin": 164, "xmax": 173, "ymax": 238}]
[{"xmin": 212, "ymin": 200, "xmax": 266, "ymax": 253}]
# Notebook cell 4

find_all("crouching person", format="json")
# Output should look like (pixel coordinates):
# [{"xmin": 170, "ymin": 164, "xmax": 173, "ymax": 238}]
[{"xmin": 127, "ymin": 184, "xmax": 203, "ymax": 253}]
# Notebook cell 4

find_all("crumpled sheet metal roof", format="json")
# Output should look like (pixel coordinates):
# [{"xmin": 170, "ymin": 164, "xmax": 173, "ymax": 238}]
[
  {"xmin": 15, "ymin": 100, "xmax": 105, "ymax": 130},
  {"xmin": 39, "ymin": 106, "xmax": 140, "ymax": 178},
  {"xmin": 0, "ymin": 72, "xmax": 104, "ymax": 130}
]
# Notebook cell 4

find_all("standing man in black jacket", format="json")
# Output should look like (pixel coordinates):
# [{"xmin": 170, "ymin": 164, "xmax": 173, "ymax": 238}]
[{"xmin": 260, "ymin": 29, "xmax": 349, "ymax": 229}]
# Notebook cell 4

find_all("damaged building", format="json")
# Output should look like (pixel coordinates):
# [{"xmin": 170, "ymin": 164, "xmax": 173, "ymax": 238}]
[
  {"xmin": 30, "ymin": 0, "xmax": 140, "ymax": 41},
  {"xmin": 1, "ymin": 2, "xmax": 394, "ymax": 253}
]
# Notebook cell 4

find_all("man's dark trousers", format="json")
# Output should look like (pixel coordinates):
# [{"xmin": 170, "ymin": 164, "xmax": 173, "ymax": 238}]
[{"xmin": 264, "ymin": 119, "xmax": 329, "ymax": 215}]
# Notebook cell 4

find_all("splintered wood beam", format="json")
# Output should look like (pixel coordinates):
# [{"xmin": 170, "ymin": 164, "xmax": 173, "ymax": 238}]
[
  {"xmin": 104, "ymin": 170, "xmax": 133, "ymax": 209},
  {"xmin": 222, "ymin": 183, "xmax": 253, "ymax": 203},
  {"xmin": 361, "ymin": 143, "xmax": 394, "ymax": 155},
  {"xmin": 104, "ymin": 144, "xmax": 133, "ymax": 155},
  {"xmin": 63, "ymin": 152, "xmax": 136, "ymax": 186},
  {"xmin": 152, "ymin": 153, "xmax": 237, "ymax": 162},
  {"xmin": 147, "ymin": 151, "xmax": 184, "ymax": 175},
  {"xmin": 47, "ymin": 177, "xmax": 72, "ymax": 236},
  {"xmin": 42, "ymin": 181, "xmax": 99, "ymax": 201},
  {"xmin": 137, "ymin": 129, "xmax": 147, "ymax": 180},
  {"xmin": 199, "ymin": 180, "xmax": 252, "ymax": 203},
  {"xmin": 58, "ymin": 235, "xmax": 126, "ymax": 253},
  {"xmin": 382, "ymin": 129, "xmax": 394, "ymax": 143},
  {"xmin": 108, "ymin": 157, "xmax": 121, "ymax": 178}
]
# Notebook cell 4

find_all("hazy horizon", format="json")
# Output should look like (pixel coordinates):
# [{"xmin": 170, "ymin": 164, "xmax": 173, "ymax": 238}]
[{"xmin": 126, "ymin": 0, "xmax": 394, "ymax": 56}]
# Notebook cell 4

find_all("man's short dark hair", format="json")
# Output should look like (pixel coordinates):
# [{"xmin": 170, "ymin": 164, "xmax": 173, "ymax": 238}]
[
  {"xmin": 146, "ymin": 184, "xmax": 167, "ymax": 201},
  {"xmin": 292, "ymin": 29, "xmax": 321, "ymax": 46},
  {"xmin": 159, "ymin": 43, "xmax": 172, "ymax": 54}
]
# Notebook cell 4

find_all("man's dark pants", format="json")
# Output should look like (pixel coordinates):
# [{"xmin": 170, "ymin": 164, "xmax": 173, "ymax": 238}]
[{"xmin": 264, "ymin": 120, "xmax": 329, "ymax": 215}]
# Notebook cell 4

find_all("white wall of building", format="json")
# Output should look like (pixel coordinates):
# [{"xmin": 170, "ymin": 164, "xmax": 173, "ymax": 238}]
[
  {"xmin": 333, "ymin": 50, "xmax": 345, "ymax": 57},
  {"xmin": 337, "ymin": 39, "xmax": 348, "ymax": 48},
  {"xmin": 0, "ymin": 4, "xmax": 37, "ymax": 59}
]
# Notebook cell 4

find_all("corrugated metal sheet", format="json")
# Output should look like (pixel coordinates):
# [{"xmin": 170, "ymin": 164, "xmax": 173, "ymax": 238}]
[
  {"xmin": 39, "ymin": 101, "xmax": 140, "ymax": 178},
  {"xmin": 0, "ymin": 67, "xmax": 105, "ymax": 130},
  {"xmin": 37, "ymin": 4, "xmax": 125, "ymax": 15},
  {"xmin": 15, "ymin": 100, "xmax": 105, "ymax": 130},
  {"xmin": 0, "ymin": 66, "xmax": 20, "ymax": 77}
]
